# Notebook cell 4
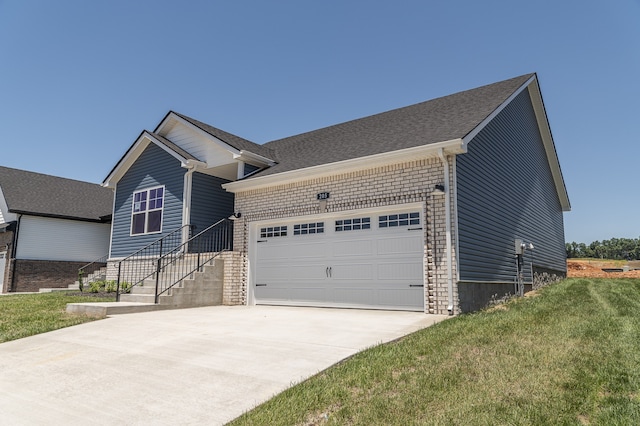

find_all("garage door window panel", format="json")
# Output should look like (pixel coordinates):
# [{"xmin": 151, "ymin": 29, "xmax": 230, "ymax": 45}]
[
  {"xmin": 379, "ymin": 212, "xmax": 420, "ymax": 228},
  {"xmin": 293, "ymin": 222, "xmax": 324, "ymax": 235},
  {"xmin": 335, "ymin": 217, "xmax": 371, "ymax": 232},
  {"xmin": 260, "ymin": 226, "xmax": 287, "ymax": 238}
]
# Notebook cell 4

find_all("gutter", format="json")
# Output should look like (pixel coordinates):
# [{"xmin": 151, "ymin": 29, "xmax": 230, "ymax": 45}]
[{"xmin": 438, "ymin": 149, "xmax": 455, "ymax": 315}]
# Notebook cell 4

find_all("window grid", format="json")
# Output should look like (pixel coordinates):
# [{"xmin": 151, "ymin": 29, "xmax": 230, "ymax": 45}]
[
  {"xmin": 131, "ymin": 186, "xmax": 164, "ymax": 235},
  {"xmin": 379, "ymin": 212, "xmax": 420, "ymax": 228},
  {"xmin": 293, "ymin": 222, "xmax": 324, "ymax": 235},
  {"xmin": 335, "ymin": 217, "xmax": 371, "ymax": 232},
  {"xmin": 260, "ymin": 226, "xmax": 287, "ymax": 238}
]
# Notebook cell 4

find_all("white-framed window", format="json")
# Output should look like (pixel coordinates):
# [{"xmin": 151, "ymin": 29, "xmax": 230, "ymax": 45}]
[{"xmin": 131, "ymin": 186, "xmax": 164, "ymax": 235}]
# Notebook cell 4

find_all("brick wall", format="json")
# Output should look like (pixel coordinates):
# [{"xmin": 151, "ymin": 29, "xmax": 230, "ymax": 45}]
[
  {"xmin": 11, "ymin": 259, "xmax": 86, "ymax": 292},
  {"xmin": 230, "ymin": 156, "xmax": 459, "ymax": 315}
]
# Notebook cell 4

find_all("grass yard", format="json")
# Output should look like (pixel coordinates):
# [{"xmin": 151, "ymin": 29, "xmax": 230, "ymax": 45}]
[
  {"xmin": 0, "ymin": 292, "xmax": 115, "ymax": 343},
  {"xmin": 230, "ymin": 278, "xmax": 640, "ymax": 425}
]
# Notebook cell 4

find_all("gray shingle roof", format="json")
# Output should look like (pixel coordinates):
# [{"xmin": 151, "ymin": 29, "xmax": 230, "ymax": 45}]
[
  {"xmin": 170, "ymin": 111, "xmax": 277, "ymax": 161},
  {"xmin": 0, "ymin": 166, "xmax": 113, "ymax": 222},
  {"xmin": 251, "ymin": 74, "xmax": 533, "ymax": 177}
]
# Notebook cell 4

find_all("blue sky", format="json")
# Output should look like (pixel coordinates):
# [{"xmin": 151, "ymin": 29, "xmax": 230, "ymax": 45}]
[{"xmin": 1, "ymin": 0, "xmax": 638, "ymax": 243}]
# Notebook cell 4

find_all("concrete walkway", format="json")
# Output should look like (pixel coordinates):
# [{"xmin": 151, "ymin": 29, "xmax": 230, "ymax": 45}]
[{"xmin": 0, "ymin": 306, "xmax": 448, "ymax": 425}]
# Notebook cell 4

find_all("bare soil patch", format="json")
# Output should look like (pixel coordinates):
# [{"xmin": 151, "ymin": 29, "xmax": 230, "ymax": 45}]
[{"xmin": 567, "ymin": 259, "xmax": 640, "ymax": 278}]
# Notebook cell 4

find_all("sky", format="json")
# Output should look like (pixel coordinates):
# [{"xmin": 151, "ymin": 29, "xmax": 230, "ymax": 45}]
[{"xmin": 1, "ymin": 0, "xmax": 639, "ymax": 244}]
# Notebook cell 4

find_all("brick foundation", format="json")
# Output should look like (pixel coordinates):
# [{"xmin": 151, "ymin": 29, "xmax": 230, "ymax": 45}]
[{"xmin": 11, "ymin": 259, "xmax": 88, "ymax": 293}]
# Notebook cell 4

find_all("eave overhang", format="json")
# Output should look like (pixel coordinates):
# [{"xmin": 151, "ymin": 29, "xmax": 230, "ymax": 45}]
[{"xmin": 223, "ymin": 138, "xmax": 465, "ymax": 193}]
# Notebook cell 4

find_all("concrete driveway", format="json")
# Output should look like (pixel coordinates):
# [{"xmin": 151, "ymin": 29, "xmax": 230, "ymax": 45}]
[{"xmin": 0, "ymin": 306, "xmax": 448, "ymax": 425}]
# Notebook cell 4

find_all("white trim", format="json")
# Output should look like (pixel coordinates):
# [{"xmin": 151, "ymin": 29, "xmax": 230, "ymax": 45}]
[
  {"xmin": 161, "ymin": 113, "xmax": 242, "ymax": 156},
  {"xmin": 224, "ymin": 139, "xmax": 465, "ymax": 193},
  {"xmin": 129, "ymin": 185, "xmax": 165, "ymax": 236},
  {"xmin": 103, "ymin": 132, "xmax": 191, "ymax": 188},
  {"xmin": 234, "ymin": 149, "xmax": 277, "ymax": 166},
  {"xmin": 452, "ymin": 155, "xmax": 461, "ymax": 283},
  {"xmin": 527, "ymin": 79, "xmax": 571, "ymax": 211},
  {"xmin": 182, "ymin": 168, "xmax": 195, "ymax": 242},
  {"xmin": 107, "ymin": 186, "xmax": 116, "ymax": 259},
  {"xmin": 462, "ymin": 75, "xmax": 570, "ymax": 212}
]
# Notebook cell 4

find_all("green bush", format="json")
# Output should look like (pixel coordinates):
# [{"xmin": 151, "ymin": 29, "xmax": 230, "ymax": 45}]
[
  {"xmin": 119, "ymin": 281, "xmax": 132, "ymax": 294},
  {"xmin": 89, "ymin": 280, "xmax": 105, "ymax": 293},
  {"xmin": 104, "ymin": 280, "xmax": 117, "ymax": 293}
]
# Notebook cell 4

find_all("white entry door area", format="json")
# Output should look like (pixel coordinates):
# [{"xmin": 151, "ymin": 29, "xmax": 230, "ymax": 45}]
[{"xmin": 252, "ymin": 206, "xmax": 425, "ymax": 311}]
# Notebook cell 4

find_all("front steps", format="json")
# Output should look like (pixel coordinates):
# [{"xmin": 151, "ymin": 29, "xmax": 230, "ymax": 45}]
[{"xmin": 66, "ymin": 257, "xmax": 224, "ymax": 317}]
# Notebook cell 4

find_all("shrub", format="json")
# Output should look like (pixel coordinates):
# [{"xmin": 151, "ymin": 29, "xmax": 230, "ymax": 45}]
[{"xmin": 89, "ymin": 280, "xmax": 105, "ymax": 293}]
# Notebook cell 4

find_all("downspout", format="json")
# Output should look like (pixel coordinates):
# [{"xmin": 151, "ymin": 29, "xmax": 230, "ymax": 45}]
[
  {"xmin": 438, "ymin": 149, "xmax": 455, "ymax": 315},
  {"xmin": 182, "ymin": 166, "xmax": 196, "ymax": 245},
  {"xmin": 9, "ymin": 214, "xmax": 22, "ymax": 292}
]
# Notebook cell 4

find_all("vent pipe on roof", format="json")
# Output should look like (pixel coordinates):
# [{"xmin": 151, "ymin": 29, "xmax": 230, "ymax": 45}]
[{"xmin": 438, "ymin": 149, "xmax": 455, "ymax": 315}]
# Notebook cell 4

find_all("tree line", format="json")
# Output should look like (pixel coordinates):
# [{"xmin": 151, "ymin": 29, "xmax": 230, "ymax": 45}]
[{"xmin": 566, "ymin": 238, "xmax": 640, "ymax": 260}]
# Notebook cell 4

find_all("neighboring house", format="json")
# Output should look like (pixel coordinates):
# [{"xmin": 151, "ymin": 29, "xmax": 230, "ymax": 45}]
[
  {"xmin": 105, "ymin": 73, "xmax": 570, "ymax": 314},
  {"xmin": 0, "ymin": 166, "xmax": 113, "ymax": 293}
]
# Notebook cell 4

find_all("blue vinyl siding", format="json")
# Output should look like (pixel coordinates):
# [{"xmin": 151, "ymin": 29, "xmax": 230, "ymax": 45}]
[
  {"xmin": 244, "ymin": 163, "xmax": 260, "ymax": 176},
  {"xmin": 456, "ymin": 89, "xmax": 566, "ymax": 284},
  {"xmin": 110, "ymin": 143, "xmax": 185, "ymax": 258},
  {"xmin": 189, "ymin": 172, "xmax": 234, "ymax": 233}
]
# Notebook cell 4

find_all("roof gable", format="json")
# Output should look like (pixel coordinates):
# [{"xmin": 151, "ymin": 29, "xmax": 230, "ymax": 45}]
[
  {"xmin": 0, "ymin": 166, "xmax": 113, "ymax": 222},
  {"xmin": 103, "ymin": 130, "xmax": 201, "ymax": 188},
  {"xmin": 163, "ymin": 112, "xmax": 277, "ymax": 162}
]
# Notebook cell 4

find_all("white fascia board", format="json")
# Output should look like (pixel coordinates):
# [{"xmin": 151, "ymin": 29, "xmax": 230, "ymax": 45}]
[
  {"xmin": 103, "ymin": 131, "xmax": 189, "ymax": 188},
  {"xmin": 527, "ymin": 79, "xmax": 571, "ymax": 212},
  {"xmin": 233, "ymin": 150, "xmax": 277, "ymax": 166},
  {"xmin": 462, "ymin": 75, "xmax": 570, "ymax": 212},
  {"xmin": 462, "ymin": 75, "xmax": 536, "ymax": 148},
  {"xmin": 223, "ymin": 139, "xmax": 465, "ymax": 193},
  {"xmin": 163, "ymin": 113, "xmax": 242, "ymax": 157}
]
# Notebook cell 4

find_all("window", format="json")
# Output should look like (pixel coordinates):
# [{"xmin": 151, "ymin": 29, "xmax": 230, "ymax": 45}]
[
  {"xmin": 335, "ymin": 217, "xmax": 371, "ymax": 232},
  {"xmin": 260, "ymin": 226, "xmax": 287, "ymax": 238},
  {"xmin": 379, "ymin": 212, "xmax": 420, "ymax": 228},
  {"xmin": 131, "ymin": 187, "xmax": 164, "ymax": 235},
  {"xmin": 294, "ymin": 222, "xmax": 324, "ymax": 235}
]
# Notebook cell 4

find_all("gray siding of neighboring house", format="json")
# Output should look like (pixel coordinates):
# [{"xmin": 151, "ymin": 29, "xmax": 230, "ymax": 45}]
[
  {"xmin": 110, "ymin": 143, "xmax": 185, "ymax": 258},
  {"xmin": 456, "ymin": 89, "xmax": 566, "ymax": 294},
  {"xmin": 189, "ymin": 172, "xmax": 234, "ymax": 236}
]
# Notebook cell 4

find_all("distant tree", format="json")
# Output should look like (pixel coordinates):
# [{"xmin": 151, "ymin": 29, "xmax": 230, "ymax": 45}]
[{"xmin": 566, "ymin": 237, "xmax": 640, "ymax": 260}]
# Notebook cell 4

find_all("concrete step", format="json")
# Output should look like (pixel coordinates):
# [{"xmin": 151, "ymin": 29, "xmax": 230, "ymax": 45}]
[
  {"xmin": 66, "ymin": 302, "xmax": 169, "ymax": 317},
  {"xmin": 119, "ymin": 293, "xmax": 158, "ymax": 303}
]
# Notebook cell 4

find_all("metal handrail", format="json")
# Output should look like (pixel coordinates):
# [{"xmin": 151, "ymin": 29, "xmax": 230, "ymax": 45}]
[
  {"xmin": 153, "ymin": 218, "xmax": 233, "ymax": 303},
  {"xmin": 115, "ymin": 224, "xmax": 194, "ymax": 300},
  {"xmin": 77, "ymin": 254, "xmax": 109, "ymax": 291}
]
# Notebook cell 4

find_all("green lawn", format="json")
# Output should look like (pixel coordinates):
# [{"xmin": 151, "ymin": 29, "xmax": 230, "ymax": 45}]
[
  {"xmin": 230, "ymin": 278, "xmax": 640, "ymax": 425},
  {"xmin": 0, "ymin": 292, "xmax": 115, "ymax": 343}
]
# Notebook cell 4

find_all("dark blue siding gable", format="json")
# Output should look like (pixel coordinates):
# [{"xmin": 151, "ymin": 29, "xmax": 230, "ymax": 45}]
[
  {"xmin": 110, "ymin": 143, "xmax": 185, "ymax": 258},
  {"xmin": 190, "ymin": 172, "xmax": 234, "ymax": 233},
  {"xmin": 456, "ymin": 89, "xmax": 566, "ymax": 284}
]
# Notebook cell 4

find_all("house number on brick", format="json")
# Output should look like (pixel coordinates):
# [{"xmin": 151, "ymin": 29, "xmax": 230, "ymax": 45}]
[{"xmin": 317, "ymin": 192, "xmax": 330, "ymax": 200}]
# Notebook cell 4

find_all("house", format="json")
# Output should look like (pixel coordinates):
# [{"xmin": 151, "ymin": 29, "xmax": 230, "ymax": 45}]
[
  {"xmin": 0, "ymin": 166, "xmax": 113, "ymax": 293},
  {"xmin": 104, "ymin": 73, "xmax": 570, "ymax": 314}
]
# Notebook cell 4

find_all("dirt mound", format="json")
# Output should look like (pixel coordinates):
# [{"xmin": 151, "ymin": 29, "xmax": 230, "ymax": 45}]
[{"xmin": 567, "ymin": 260, "xmax": 640, "ymax": 278}]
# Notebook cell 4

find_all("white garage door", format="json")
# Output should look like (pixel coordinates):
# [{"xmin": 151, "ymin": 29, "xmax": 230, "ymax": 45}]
[{"xmin": 254, "ymin": 208, "xmax": 425, "ymax": 311}]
